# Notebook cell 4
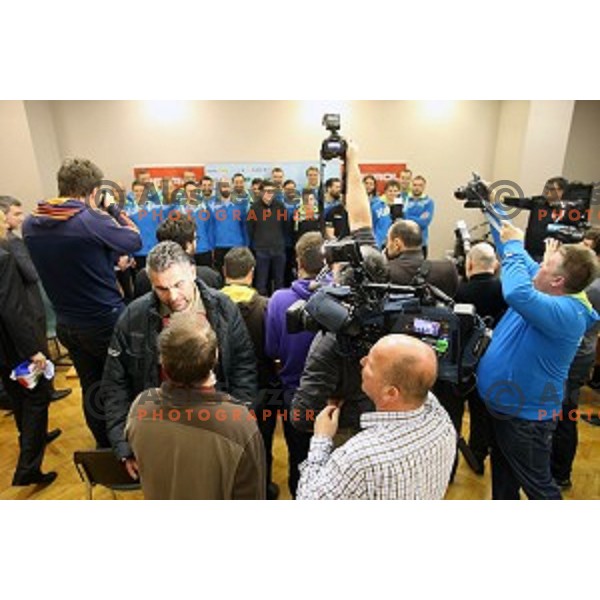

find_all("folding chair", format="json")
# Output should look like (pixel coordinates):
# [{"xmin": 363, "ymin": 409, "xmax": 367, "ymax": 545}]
[
  {"xmin": 41, "ymin": 283, "xmax": 72, "ymax": 367},
  {"xmin": 73, "ymin": 449, "xmax": 141, "ymax": 499}
]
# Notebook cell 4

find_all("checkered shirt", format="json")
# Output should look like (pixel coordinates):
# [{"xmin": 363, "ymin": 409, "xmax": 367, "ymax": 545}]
[{"xmin": 296, "ymin": 393, "xmax": 456, "ymax": 500}]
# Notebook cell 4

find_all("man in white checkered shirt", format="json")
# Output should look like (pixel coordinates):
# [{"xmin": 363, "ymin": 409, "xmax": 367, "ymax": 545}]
[{"xmin": 296, "ymin": 334, "xmax": 456, "ymax": 499}]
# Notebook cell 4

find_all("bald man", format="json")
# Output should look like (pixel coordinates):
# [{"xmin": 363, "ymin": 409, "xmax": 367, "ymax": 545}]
[
  {"xmin": 451, "ymin": 243, "xmax": 507, "ymax": 474},
  {"xmin": 456, "ymin": 242, "xmax": 507, "ymax": 328},
  {"xmin": 296, "ymin": 334, "xmax": 456, "ymax": 500}
]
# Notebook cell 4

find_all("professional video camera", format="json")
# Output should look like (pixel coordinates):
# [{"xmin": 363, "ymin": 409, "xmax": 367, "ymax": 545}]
[
  {"xmin": 503, "ymin": 182, "xmax": 593, "ymax": 244},
  {"xmin": 454, "ymin": 173, "xmax": 490, "ymax": 209},
  {"xmin": 320, "ymin": 114, "xmax": 348, "ymax": 161},
  {"xmin": 287, "ymin": 239, "xmax": 490, "ymax": 384}
]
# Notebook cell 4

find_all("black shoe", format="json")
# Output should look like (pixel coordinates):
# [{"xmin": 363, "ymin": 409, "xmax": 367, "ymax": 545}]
[
  {"xmin": 582, "ymin": 414, "xmax": 600, "ymax": 427},
  {"xmin": 46, "ymin": 428, "xmax": 62, "ymax": 444},
  {"xmin": 267, "ymin": 482, "xmax": 280, "ymax": 500},
  {"xmin": 555, "ymin": 478, "xmax": 572, "ymax": 490},
  {"xmin": 50, "ymin": 388, "xmax": 72, "ymax": 402},
  {"xmin": 12, "ymin": 471, "xmax": 58, "ymax": 486}
]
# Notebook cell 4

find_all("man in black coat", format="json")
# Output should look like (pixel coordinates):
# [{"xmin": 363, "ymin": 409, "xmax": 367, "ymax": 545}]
[
  {"xmin": 0, "ymin": 211, "xmax": 56, "ymax": 486},
  {"xmin": 385, "ymin": 219, "xmax": 459, "ymax": 297},
  {"xmin": 102, "ymin": 241, "xmax": 257, "ymax": 479},
  {"xmin": 0, "ymin": 195, "xmax": 71, "ymax": 402},
  {"xmin": 454, "ymin": 242, "xmax": 507, "ymax": 473}
]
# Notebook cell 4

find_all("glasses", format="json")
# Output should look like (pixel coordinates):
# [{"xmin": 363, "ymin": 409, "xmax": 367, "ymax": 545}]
[{"xmin": 263, "ymin": 189, "xmax": 275, "ymax": 194}]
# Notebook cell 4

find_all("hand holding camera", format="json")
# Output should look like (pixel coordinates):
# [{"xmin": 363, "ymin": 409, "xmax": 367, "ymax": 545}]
[{"xmin": 500, "ymin": 221, "xmax": 525, "ymax": 244}]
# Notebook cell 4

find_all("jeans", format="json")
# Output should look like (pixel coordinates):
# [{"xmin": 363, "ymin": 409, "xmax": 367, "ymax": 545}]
[
  {"xmin": 490, "ymin": 412, "xmax": 561, "ymax": 500},
  {"xmin": 57, "ymin": 322, "xmax": 115, "ymax": 448},
  {"xmin": 254, "ymin": 250, "xmax": 286, "ymax": 297}
]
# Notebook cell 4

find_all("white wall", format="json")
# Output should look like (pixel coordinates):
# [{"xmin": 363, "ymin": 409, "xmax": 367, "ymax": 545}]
[
  {"xmin": 3, "ymin": 100, "xmax": 598, "ymax": 258},
  {"xmin": 45, "ymin": 100, "xmax": 503, "ymax": 258},
  {"xmin": 0, "ymin": 101, "xmax": 44, "ymax": 205}
]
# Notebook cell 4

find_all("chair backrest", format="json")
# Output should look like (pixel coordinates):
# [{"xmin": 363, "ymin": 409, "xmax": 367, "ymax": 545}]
[
  {"xmin": 39, "ymin": 283, "xmax": 57, "ymax": 339},
  {"xmin": 73, "ymin": 449, "xmax": 140, "ymax": 490}
]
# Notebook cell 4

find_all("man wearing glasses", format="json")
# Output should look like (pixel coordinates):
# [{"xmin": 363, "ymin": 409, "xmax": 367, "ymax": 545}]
[
  {"xmin": 524, "ymin": 177, "xmax": 568, "ymax": 262},
  {"xmin": 246, "ymin": 180, "xmax": 287, "ymax": 296}
]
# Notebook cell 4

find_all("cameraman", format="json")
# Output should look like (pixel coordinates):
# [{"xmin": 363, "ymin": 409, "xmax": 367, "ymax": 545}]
[
  {"xmin": 385, "ymin": 219, "xmax": 459, "ymax": 297},
  {"xmin": 477, "ymin": 223, "xmax": 598, "ymax": 499},
  {"xmin": 291, "ymin": 142, "xmax": 379, "ymax": 435},
  {"xmin": 524, "ymin": 176, "xmax": 568, "ymax": 262}
]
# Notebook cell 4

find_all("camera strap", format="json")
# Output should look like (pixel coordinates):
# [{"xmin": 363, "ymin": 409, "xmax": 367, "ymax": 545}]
[{"xmin": 411, "ymin": 260, "xmax": 431, "ymax": 287}]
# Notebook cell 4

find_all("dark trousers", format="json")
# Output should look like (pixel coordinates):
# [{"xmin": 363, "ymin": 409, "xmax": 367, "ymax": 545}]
[
  {"xmin": 56, "ymin": 322, "xmax": 114, "ymax": 448},
  {"xmin": 433, "ymin": 381, "xmax": 492, "ymax": 473},
  {"xmin": 213, "ymin": 247, "xmax": 232, "ymax": 277},
  {"xmin": 255, "ymin": 251, "xmax": 286, "ymax": 297},
  {"xmin": 255, "ymin": 388, "xmax": 280, "ymax": 486},
  {"xmin": 490, "ymin": 412, "xmax": 561, "ymax": 500},
  {"xmin": 195, "ymin": 251, "xmax": 213, "ymax": 269},
  {"xmin": 284, "ymin": 246, "xmax": 296, "ymax": 287},
  {"xmin": 1, "ymin": 370, "xmax": 50, "ymax": 483},
  {"xmin": 551, "ymin": 355, "xmax": 594, "ymax": 481},
  {"xmin": 422, "ymin": 245, "xmax": 428, "ymax": 259}
]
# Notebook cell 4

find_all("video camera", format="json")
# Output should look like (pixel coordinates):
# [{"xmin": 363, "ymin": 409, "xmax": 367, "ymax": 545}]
[
  {"xmin": 454, "ymin": 173, "xmax": 490, "ymax": 209},
  {"xmin": 320, "ymin": 114, "xmax": 348, "ymax": 161},
  {"xmin": 503, "ymin": 182, "xmax": 593, "ymax": 244},
  {"xmin": 454, "ymin": 173, "xmax": 594, "ymax": 244},
  {"xmin": 286, "ymin": 239, "xmax": 490, "ymax": 384}
]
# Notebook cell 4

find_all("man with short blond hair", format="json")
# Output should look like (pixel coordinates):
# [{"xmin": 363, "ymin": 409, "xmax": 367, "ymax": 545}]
[{"xmin": 478, "ymin": 224, "xmax": 599, "ymax": 499}]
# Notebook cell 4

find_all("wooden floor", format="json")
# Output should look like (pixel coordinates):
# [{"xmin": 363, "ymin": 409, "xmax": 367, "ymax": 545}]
[{"xmin": 1, "ymin": 365, "xmax": 599, "ymax": 500}]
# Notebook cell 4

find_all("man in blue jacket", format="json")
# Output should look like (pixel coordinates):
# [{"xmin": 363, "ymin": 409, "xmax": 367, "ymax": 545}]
[
  {"xmin": 477, "ymin": 222, "xmax": 598, "ymax": 499},
  {"xmin": 211, "ymin": 178, "xmax": 247, "ymax": 275},
  {"xmin": 404, "ymin": 175, "xmax": 434, "ymax": 258}
]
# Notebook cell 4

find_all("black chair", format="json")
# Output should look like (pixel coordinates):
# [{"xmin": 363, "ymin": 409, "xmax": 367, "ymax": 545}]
[
  {"xmin": 73, "ymin": 449, "xmax": 141, "ymax": 499},
  {"xmin": 41, "ymin": 283, "xmax": 72, "ymax": 367}
]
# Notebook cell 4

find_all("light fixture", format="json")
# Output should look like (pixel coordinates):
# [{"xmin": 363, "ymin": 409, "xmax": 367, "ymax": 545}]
[{"xmin": 144, "ymin": 101, "xmax": 187, "ymax": 123}]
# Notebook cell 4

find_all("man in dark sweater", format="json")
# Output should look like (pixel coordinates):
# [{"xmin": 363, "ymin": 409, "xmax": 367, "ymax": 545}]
[
  {"xmin": 23, "ymin": 158, "xmax": 141, "ymax": 447},
  {"xmin": 246, "ymin": 179, "xmax": 287, "ymax": 296},
  {"xmin": 385, "ymin": 219, "xmax": 459, "ymax": 297},
  {"xmin": 524, "ymin": 176, "xmax": 568, "ymax": 262},
  {"xmin": 454, "ymin": 242, "xmax": 507, "ymax": 472}
]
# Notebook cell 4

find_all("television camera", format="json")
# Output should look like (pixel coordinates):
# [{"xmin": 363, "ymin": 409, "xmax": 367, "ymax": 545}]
[{"xmin": 286, "ymin": 239, "xmax": 490, "ymax": 384}]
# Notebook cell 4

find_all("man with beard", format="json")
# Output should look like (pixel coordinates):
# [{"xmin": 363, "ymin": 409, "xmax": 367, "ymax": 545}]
[
  {"xmin": 404, "ymin": 175, "xmax": 434, "ymax": 258},
  {"xmin": 210, "ymin": 178, "xmax": 248, "ymax": 275},
  {"xmin": 102, "ymin": 241, "xmax": 257, "ymax": 479}
]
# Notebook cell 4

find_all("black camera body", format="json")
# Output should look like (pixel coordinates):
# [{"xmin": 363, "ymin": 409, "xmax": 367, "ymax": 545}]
[
  {"xmin": 504, "ymin": 182, "xmax": 593, "ymax": 243},
  {"xmin": 320, "ymin": 113, "xmax": 348, "ymax": 161},
  {"xmin": 454, "ymin": 173, "xmax": 490, "ymax": 209},
  {"xmin": 286, "ymin": 240, "xmax": 489, "ymax": 384}
]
